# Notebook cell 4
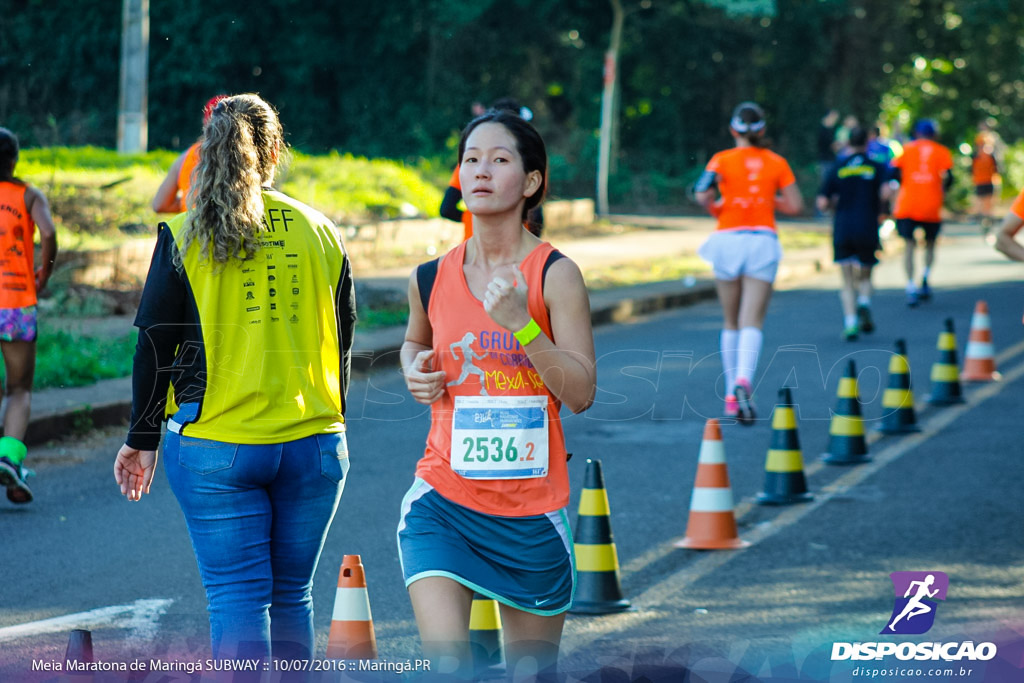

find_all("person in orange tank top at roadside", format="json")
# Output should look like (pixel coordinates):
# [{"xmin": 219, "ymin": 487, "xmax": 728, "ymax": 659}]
[
  {"xmin": 890, "ymin": 119, "xmax": 954, "ymax": 306},
  {"xmin": 151, "ymin": 95, "xmax": 226, "ymax": 214},
  {"xmin": 399, "ymin": 110, "xmax": 595, "ymax": 680},
  {"xmin": 694, "ymin": 102, "xmax": 804, "ymax": 425},
  {"xmin": 971, "ymin": 131, "xmax": 999, "ymax": 232},
  {"xmin": 0, "ymin": 128, "xmax": 58, "ymax": 505}
]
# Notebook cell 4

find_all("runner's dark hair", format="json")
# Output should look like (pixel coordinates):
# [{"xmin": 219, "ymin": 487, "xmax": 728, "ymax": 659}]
[{"xmin": 0, "ymin": 128, "xmax": 23, "ymax": 184}]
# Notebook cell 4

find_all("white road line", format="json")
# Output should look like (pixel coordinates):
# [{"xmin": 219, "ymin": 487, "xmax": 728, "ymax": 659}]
[
  {"xmin": 566, "ymin": 348, "xmax": 1024, "ymax": 653},
  {"xmin": 0, "ymin": 599, "xmax": 174, "ymax": 646}
]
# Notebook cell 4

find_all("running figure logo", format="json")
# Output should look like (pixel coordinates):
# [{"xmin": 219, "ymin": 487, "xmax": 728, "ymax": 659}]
[
  {"xmin": 881, "ymin": 571, "xmax": 948, "ymax": 635},
  {"xmin": 447, "ymin": 332, "xmax": 488, "ymax": 396}
]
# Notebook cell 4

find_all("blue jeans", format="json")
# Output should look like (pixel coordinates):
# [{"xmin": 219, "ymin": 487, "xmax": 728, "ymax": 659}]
[{"xmin": 164, "ymin": 423, "xmax": 349, "ymax": 665}]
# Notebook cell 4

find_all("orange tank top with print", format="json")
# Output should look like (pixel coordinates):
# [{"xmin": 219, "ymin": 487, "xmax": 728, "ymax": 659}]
[
  {"xmin": 176, "ymin": 142, "xmax": 202, "ymax": 213},
  {"xmin": 705, "ymin": 146, "xmax": 797, "ymax": 232},
  {"xmin": 415, "ymin": 240, "xmax": 569, "ymax": 516},
  {"xmin": 0, "ymin": 181, "xmax": 38, "ymax": 308}
]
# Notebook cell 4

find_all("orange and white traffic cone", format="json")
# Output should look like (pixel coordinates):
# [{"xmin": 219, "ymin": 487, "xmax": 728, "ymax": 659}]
[
  {"xmin": 326, "ymin": 555, "xmax": 378, "ymax": 660},
  {"xmin": 674, "ymin": 419, "xmax": 749, "ymax": 550},
  {"xmin": 961, "ymin": 301, "xmax": 1000, "ymax": 382}
]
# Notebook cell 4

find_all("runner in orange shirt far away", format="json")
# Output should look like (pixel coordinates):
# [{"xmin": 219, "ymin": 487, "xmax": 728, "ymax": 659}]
[
  {"xmin": 890, "ymin": 119, "xmax": 954, "ymax": 307},
  {"xmin": 971, "ymin": 130, "xmax": 999, "ymax": 234},
  {"xmin": 151, "ymin": 95, "xmax": 226, "ymax": 214}
]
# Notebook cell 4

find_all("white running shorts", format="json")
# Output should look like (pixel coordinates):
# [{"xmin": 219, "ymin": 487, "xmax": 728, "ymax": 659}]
[{"xmin": 698, "ymin": 229, "xmax": 783, "ymax": 282}]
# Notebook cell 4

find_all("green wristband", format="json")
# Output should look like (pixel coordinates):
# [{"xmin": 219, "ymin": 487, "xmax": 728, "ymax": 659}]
[{"xmin": 514, "ymin": 318, "xmax": 542, "ymax": 347}]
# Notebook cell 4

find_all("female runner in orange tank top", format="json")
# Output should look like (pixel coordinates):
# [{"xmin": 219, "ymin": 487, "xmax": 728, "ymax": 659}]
[
  {"xmin": 0, "ymin": 128, "xmax": 58, "ymax": 505},
  {"xmin": 400, "ymin": 110, "xmax": 596, "ymax": 679}
]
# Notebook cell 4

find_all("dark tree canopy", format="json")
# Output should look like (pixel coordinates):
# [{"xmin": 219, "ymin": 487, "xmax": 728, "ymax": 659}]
[{"xmin": 2, "ymin": 1, "xmax": 1021, "ymax": 203}]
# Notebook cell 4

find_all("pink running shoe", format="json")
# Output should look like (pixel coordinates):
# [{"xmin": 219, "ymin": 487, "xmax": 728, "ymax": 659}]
[{"xmin": 724, "ymin": 395, "xmax": 739, "ymax": 418}]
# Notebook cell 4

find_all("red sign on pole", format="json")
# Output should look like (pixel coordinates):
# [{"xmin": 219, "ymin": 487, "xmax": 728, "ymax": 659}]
[{"xmin": 603, "ymin": 51, "xmax": 617, "ymax": 87}]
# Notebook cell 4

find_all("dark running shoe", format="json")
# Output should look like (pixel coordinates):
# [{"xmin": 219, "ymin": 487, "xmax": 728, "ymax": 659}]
[
  {"xmin": 843, "ymin": 325, "xmax": 859, "ymax": 342},
  {"xmin": 918, "ymin": 277, "xmax": 932, "ymax": 301},
  {"xmin": 0, "ymin": 456, "xmax": 33, "ymax": 504},
  {"xmin": 734, "ymin": 379, "xmax": 756, "ymax": 426},
  {"xmin": 857, "ymin": 305, "xmax": 874, "ymax": 333},
  {"xmin": 906, "ymin": 289, "xmax": 920, "ymax": 308}
]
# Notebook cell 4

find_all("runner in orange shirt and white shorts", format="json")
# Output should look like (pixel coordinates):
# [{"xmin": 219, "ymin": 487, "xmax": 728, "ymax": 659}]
[{"xmin": 694, "ymin": 102, "xmax": 803, "ymax": 424}]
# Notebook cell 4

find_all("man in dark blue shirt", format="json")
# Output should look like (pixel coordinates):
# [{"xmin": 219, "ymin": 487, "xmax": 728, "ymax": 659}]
[{"xmin": 817, "ymin": 127, "xmax": 891, "ymax": 341}]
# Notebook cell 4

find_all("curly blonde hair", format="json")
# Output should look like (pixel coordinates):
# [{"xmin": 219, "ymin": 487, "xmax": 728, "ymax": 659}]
[{"xmin": 176, "ymin": 94, "xmax": 287, "ymax": 267}]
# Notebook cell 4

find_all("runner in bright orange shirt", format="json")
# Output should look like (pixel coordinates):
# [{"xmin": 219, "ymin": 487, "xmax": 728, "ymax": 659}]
[
  {"xmin": 694, "ymin": 102, "xmax": 803, "ymax": 424},
  {"xmin": 971, "ymin": 131, "xmax": 999, "ymax": 233},
  {"xmin": 0, "ymin": 128, "xmax": 58, "ymax": 505},
  {"xmin": 151, "ymin": 95, "xmax": 226, "ymax": 214},
  {"xmin": 890, "ymin": 119, "xmax": 954, "ymax": 306},
  {"xmin": 994, "ymin": 187, "xmax": 1024, "ymax": 262}
]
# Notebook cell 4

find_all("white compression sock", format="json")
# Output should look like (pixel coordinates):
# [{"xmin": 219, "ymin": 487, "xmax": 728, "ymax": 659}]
[
  {"xmin": 736, "ymin": 327, "xmax": 763, "ymax": 387},
  {"xmin": 721, "ymin": 329, "xmax": 739, "ymax": 394}
]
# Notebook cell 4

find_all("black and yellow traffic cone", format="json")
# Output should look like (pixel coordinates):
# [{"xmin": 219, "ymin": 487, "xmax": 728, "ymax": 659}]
[
  {"xmin": 63, "ymin": 629, "xmax": 94, "ymax": 681},
  {"xmin": 876, "ymin": 339, "xmax": 921, "ymax": 434},
  {"xmin": 570, "ymin": 459, "xmax": 631, "ymax": 614},
  {"xmin": 469, "ymin": 594, "xmax": 504, "ymax": 675},
  {"xmin": 469, "ymin": 593, "xmax": 505, "ymax": 676},
  {"xmin": 928, "ymin": 318, "xmax": 965, "ymax": 405},
  {"xmin": 756, "ymin": 388, "xmax": 813, "ymax": 505},
  {"xmin": 822, "ymin": 360, "xmax": 871, "ymax": 465}
]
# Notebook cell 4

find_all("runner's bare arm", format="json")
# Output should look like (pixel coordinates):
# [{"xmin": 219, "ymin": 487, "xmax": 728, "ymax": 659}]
[
  {"xmin": 27, "ymin": 187, "xmax": 57, "ymax": 290},
  {"xmin": 776, "ymin": 182, "xmax": 804, "ymax": 215},
  {"xmin": 994, "ymin": 212, "xmax": 1024, "ymax": 262},
  {"xmin": 533, "ymin": 259, "xmax": 597, "ymax": 413},
  {"xmin": 402, "ymin": 269, "xmax": 446, "ymax": 404},
  {"xmin": 152, "ymin": 150, "xmax": 188, "ymax": 213}
]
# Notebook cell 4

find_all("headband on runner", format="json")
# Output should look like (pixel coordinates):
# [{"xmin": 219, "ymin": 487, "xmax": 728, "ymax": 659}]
[{"xmin": 730, "ymin": 117, "xmax": 766, "ymax": 134}]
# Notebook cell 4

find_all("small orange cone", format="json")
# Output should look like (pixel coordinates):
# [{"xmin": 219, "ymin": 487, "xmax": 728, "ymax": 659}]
[
  {"xmin": 326, "ymin": 555, "xmax": 378, "ymax": 659},
  {"xmin": 674, "ymin": 419, "xmax": 749, "ymax": 550},
  {"xmin": 961, "ymin": 301, "xmax": 1000, "ymax": 382}
]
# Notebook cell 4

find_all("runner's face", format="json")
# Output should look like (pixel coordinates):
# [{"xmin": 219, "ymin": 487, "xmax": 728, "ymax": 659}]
[{"xmin": 460, "ymin": 123, "xmax": 539, "ymax": 217}]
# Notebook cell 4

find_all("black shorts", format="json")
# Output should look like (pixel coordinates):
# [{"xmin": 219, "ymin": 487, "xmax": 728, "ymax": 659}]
[
  {"xmin": 896, "ymin": 219, "xmax": 941, "ymax": 241},
  {"xmin": 833, "ymin": 233, "xmax": 879, "ymax": 267},
  {"xmin": 974, "ymin": 183, "xmax": 995, "ymax": 197}
]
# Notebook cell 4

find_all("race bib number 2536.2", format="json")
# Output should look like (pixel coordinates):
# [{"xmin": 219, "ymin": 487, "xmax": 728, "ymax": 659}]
[{"xmin": 450, "ymin": 395, "xmax": 549, "ymax": 480}]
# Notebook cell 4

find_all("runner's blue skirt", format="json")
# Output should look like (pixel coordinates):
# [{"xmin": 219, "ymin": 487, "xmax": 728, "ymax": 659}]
[{"xmin": 397, "ymin": 478, "xmax": 575, "ymax": 616}]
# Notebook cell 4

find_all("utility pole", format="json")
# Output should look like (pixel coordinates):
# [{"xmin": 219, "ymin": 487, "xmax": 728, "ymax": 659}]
[
  {"xmin": 596, "ymin": 0, "xmax": 624, "ymax": 217},
  {"xmin": 117, "ymin": 0, "xmax": 149, "ymax": 153}
]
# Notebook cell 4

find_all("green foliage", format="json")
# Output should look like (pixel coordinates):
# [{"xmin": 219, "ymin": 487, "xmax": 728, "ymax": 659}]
[
  {"xmin": 32, "ymin": 327, "xmax": 138, "ymax": 390},
  {"xmin": 16, "ymin": 147, "xmax": 443, "ymax": 243},
  {"xmin": 7, "ymin": 1, "xmax": 1024, "ymax": 213},
  {"xmin": 280, "ymin": 151, "xmax": 442, "ymax": 223}
]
